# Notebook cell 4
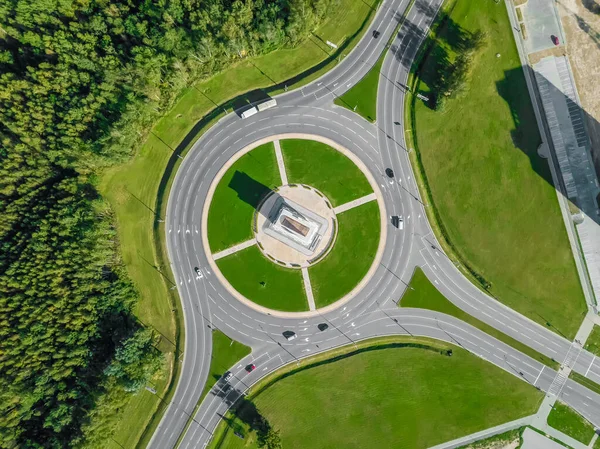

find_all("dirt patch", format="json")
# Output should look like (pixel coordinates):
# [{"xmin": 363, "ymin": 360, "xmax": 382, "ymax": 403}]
[
  {"xmin": 557, "ymin": 0, "xmax": 600, "ymax": 176},
  {"xmin": 528, "ymin": 45, "xmax": 568, "ymax": 64},
  {"xmin": 462, "ymin": 436, "xmax": 520, "ymax": 449}
]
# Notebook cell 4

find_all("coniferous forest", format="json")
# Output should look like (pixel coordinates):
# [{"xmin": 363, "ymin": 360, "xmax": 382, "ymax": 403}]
[{"xmin": 0, "ymin": 0, "xmax": 335, "ymax": 446}]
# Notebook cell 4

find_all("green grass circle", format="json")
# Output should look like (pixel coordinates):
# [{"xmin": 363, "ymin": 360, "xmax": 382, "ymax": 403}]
[{"xmin": 207, "ymin": 138, "xmax": 381, "ymax": 312}]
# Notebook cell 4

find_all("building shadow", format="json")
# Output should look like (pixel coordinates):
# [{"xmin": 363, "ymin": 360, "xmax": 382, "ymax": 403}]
[
  {"xmin": 228, "ymin": 171, "xmax": 279, "ymax": 219},
  {"xmin": 496, "ymin": 66, "xmax": 600, "ymax": 224}
]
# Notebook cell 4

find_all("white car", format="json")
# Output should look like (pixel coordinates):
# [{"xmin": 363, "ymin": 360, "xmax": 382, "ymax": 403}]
[{"xmin": 194, "ymin": 267, "xmax": 203, "ymax": 279}]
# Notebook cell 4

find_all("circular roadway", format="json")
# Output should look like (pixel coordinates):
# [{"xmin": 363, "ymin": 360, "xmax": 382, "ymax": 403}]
[{"xmin": 150, "ymin": 0, "xmax": 600, "ymax": 447}]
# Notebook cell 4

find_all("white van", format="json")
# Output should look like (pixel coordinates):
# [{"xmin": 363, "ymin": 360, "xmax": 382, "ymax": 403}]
[{"xmin": 241, "ymin": 107, "xmax": 258, "ymax": 119}]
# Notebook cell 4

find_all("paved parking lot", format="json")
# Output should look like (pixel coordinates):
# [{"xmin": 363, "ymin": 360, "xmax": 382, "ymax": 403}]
[{"xmin": 523, "ymin": 0, "xmax": 564, "ymax": 54}]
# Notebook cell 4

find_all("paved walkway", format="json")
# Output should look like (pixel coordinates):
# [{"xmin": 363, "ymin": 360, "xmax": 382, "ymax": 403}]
[
  {"xmin": 333, "ymin": 193, "xmax": 377, "ymax": 214},
  {"xmin": 212, "ymin": 238, "xmax": 256, "ymax": 260},
  {"xmin": 301, "ymin": 268, "xmax": 316, "ymax": 311},
  {"xmin": 274, "ymin": 140, "xmax": 288, "ymax": 185},
  {"xmin": 427, "ymin": 416, "xmax": 534, "ymax": 449},
  {"xmin": 522, "ymin": 427, "xmax": 581, "ymax": 449}
]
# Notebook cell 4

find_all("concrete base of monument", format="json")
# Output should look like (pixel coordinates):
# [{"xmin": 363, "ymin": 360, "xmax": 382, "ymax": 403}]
[{"xmin": 255, "ymin": 184, "xmax": 337, "ymax": 268}]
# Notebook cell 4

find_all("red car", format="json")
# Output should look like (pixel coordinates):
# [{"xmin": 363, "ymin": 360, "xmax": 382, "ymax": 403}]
[
  {"xmin": 245, "ymin": 364, "xmax": 256, "ymax": 373},
  {"xmin": 551, "ymin": 35, "xmax": 559, "ymax": 46}
]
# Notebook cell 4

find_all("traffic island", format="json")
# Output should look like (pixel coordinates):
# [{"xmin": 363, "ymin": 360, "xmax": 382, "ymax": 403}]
[{"xmin": 203, "ymin": 134, "xmax": 386, "ymax": 314}]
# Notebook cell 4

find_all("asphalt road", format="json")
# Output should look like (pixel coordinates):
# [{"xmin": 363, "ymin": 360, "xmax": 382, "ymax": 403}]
[{"xmin": 149, "ymin": 0, "xmax": 600, "ymax": 447}]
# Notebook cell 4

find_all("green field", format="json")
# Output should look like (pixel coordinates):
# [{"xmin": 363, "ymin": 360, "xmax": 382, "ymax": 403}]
[
  {"xmin": 334, "ymin": 50, "xmax": 385, "ymax": 122},
  {"xmin": 408, "ymin": 0, "xmax": 585, "ymax": 338},
  {"xmin": 208, "ymin": 143, "xmax": 280, "ymax": 253},
  {"xmin": 309, "ymin": 201, "xmax": 380, "ymax": 307},
  {"xmin": 217, "ymin": 245, "xmax": 308, "ymax": 311},
  {"xmin": 280, "ymin": 139, "xmax": 373, "ymax": 207},
  {"xmin": 209, "ymin": 337, "xmax": 542, "ymax": 449},
  {"xmin": 547, "ymin": 402, "xmax": 596, "ymax": 444},
  {"xmin": 400, "ymin": 268, "xmax": 559, "ymax": 369}
]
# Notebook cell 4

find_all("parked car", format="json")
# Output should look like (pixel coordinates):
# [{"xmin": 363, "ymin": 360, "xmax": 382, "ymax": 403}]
[{"xmin": 551, "ymin": 35, "xmax": 559, "ymax": 46}]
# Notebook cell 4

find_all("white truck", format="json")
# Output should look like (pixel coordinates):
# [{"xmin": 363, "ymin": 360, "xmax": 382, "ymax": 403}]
[
  {"xmin": 241, "ymin": 106, "xmax": 258, "ymax": 119},
  {"xmin": 257, "ymin": 98, "xmax": 277, "ymax": 111}
]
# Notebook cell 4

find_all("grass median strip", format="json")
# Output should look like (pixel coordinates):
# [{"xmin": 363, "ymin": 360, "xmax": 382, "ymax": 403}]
[
  {"xmin": 334, "ymin": 50, "xmax": 385, "ymax": 122},
  {"xmin": 406, "ymin": 0, "xmax": 585, "ymax": 338},
  {"xmin": 569, "ymin": 371, "xmax": 600, "ymax": 397},
  {"xmin": 280, "ymin": 139, "xmax": 373, "ymax": 207},
  {"xmin": 208, "ymin": 336, "xmax": 542, "ymax": 449},
  {"xmin": 400, "ymin": 268, "xmax": 559, "ymax": 370},
  {"xmin": 547, "ymin": 401, "xmax": 596, "ymax": 444},
  {"xmin": 309, "ymin": 201, "xmax": 380, "ymax": 307}
]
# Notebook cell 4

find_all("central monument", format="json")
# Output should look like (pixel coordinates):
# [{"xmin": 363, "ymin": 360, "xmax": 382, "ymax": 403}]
[
  {"xmin": 255, "ymin": 184, "xmax": 336, "ymax": 267},
  {"xmin": 263, "ymin": 196, "xmax": 329, "ymax": 256}
]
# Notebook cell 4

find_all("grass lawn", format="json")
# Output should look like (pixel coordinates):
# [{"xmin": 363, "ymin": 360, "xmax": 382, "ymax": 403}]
[
  {"xmin": 208, "ymin": 143, "xmax": 279, "ymax": 253},
  {"xmin": 280, "ymin": 139, "xmax": 373, "ymax": 207},
  {"xmin": 400, "ymin": 268, "xmax": 559, "ymax": 369},
  {"xmin": 334, "ymin": 50, "xmax": 384, "ymax": 122},
  {"xmin": 217, "ymin": 245, "xmax": 307, "ymax": 311},
  {"xmin": 309, "ymin": 201, "xmax": 380, "ymax": 307},
  {"xmin": 547, "ymin": 402, "xmax": 596, "ymax": 444},
  {"xmin": 408, "ymin": 0, "xmax": 585, "ymax": 338},
  {"xmin": 208, "ymin": 336, "xmax": 542, "ymax": 449}
]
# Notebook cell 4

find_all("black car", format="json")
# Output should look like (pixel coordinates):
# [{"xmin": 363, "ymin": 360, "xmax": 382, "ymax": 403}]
[
  {"xmin": 385, "ymin": 168, "xmax": 394, "ymax": 178},
  {"xmin": 372, "ymin": 30, "xmax": 381, "ymax": 38},
  {"xmin": 318, "ymin": 323, "xmax": 329, "ymax": 332}
]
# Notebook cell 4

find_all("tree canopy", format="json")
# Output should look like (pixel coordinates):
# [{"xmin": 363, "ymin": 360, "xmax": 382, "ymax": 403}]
[{"xmin": 0, "ymin": 0, "xmax": 336, "ymax": 445}]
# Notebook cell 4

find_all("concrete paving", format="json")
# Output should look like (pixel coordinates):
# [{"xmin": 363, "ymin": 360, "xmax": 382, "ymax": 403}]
[
  {"xmin": 523, "ymin": 0, "xmax": 565, "ymax": 54},
  {"xmin": 301, "ymin": 268, "xmax": 316, "ymax": 311},
  {"xmin": 522, "ymin": 427, "xmax": 577, "ymax": 449},
  {"xmin": 274, "ymin": 140, "xmax": 288, "ymax": 185},
  {"xmin": 212, "ymin": 238, "xmax": 256, "ymax": 260},
  {"xmin": 333, "ymin": 192, "xmax": 377, "ymax": 214}
]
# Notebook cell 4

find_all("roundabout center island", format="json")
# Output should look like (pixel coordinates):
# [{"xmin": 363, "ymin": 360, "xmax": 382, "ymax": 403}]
[{"xmin": 204, "ymin": 135, "xmax": 386, "ymax": 314}]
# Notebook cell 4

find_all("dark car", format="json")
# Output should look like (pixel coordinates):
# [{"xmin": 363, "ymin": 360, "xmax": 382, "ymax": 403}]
[
  {"xmin": 282, "ymin": 330, "xmax": 297, "ymax": 341},
  {"xmin": 245, "ymin": 363, "xmax": 256, "ymax": 373},
  {"xmin": 385, "ymin": 168, "xmax": 394, "ymax": 179},
  {"xmin": 372, "ymin": 30, "xmax": 381, "ymax": 38},
  {"xmin": 551, "ymin": 35, "xmax": 559, "ymax": 46},
  {"xmin": 318, "ymin": 323, "xmax": 329, "ymax": 332}
]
